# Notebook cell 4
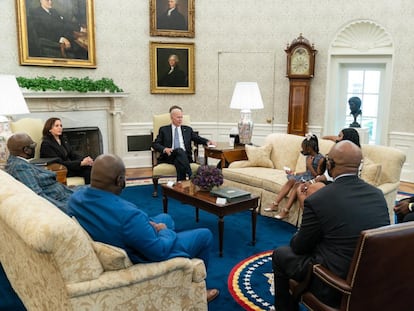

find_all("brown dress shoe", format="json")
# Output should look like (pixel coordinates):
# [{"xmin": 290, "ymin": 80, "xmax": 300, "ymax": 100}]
[{"xmin": 207, "ymin": 288, "xmax": 219, "ymax": 302}]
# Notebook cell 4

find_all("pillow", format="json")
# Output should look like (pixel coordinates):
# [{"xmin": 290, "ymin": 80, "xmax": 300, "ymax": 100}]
[
  {"xmin": 92, "ymin": 242, "xmax": 133, "ymax": 271},
  {"xmin": 72, "ymin": 216, "xmax": 133, "ymax": 271},
  {"xmin": 360, "ymin": 157, "xmax": 382, "ymax": 186},
  {"xmin": 244, "ymin": 144, "xmax": 274, "ymax": 168}
]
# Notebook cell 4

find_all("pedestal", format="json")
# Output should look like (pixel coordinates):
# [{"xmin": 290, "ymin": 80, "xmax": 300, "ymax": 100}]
[{"xmin": 354, "ymin": 127, "xmax": 369, "ymax": 144}]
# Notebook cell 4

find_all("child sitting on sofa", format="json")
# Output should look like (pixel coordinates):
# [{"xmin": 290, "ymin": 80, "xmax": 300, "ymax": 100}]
[{"xmin": 265, "ymin": 134, "xmax": 325, "ymax": 219}]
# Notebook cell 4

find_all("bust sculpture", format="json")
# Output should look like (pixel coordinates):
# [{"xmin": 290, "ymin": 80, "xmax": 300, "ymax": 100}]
[{"xmin": 348, "ymin": 97, "xmax": 362, "ymax": 128}]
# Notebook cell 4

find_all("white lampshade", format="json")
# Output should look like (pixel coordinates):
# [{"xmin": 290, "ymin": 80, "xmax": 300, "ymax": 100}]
[
  {"xmin": 0, "ymin": 75, "xmax": 30, "ymax": 169},
  {"xmin": 229, "ymin": 82, "xmax": 264, "ymax": 112},
  {"xmin": 0, "ymin": 74, "xmax": 29, "ymax": 116}
]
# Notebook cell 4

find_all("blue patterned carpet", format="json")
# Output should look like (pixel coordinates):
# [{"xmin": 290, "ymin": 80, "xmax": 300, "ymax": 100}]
[{"xmin": 121, "ymin": 185, "xmax": 298, "ymax": 311}]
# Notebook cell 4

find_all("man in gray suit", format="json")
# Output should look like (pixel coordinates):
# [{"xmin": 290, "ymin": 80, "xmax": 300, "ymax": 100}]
[{"xmin": 272, "ymin": 141, "xmax": 390, "ymax": 310}]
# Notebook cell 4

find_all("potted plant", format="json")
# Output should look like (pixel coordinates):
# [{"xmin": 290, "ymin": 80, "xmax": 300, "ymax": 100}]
[{"xmin": 191, "ymin": 165, "xmax": 224, "ymax": 191}]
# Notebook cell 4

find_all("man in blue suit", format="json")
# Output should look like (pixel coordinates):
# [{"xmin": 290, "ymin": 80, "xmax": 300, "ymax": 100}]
[
  {"xmin": 272, "ymin": 141, "xmax": 390, "ymax": 310},
  {"xmin": 153, "ymin": 105, "xmax": 214, "ymax": 181},
  {"xmin": 67, "ymin": 153, "xmax": 219, "ymax": 302}
]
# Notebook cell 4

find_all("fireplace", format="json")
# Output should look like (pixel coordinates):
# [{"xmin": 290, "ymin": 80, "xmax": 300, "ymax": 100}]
[
  {"xmin": 63, "ymin": 127, "xmax": 103, "ymax": 159},
  {"xmin": 22, "ymin": 91, "xmax": 127, "ymax": 156}
]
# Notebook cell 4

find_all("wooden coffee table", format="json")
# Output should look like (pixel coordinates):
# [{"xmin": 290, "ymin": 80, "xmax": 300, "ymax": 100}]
[{"xmin": 161, "ymin": 181, "xmax": 259, "ymax": 257}]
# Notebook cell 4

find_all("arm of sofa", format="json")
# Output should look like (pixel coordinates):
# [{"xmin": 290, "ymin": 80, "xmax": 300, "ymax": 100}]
[
  {"xmin": 228, "ymin": 160, "xmax": 252, "ymax": 168},
  {"xmin": 66, "ymin": 257, "xmax": 206, "ymax": 297},
  {"xmin": 378, "ymin": 182, "xmax": 400, "ymax": 197}
]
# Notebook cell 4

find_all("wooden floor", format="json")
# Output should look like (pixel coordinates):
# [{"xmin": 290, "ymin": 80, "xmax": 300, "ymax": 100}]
[{"xmin": 126, "ymin": 168, "xmax": 414, "ymax": 193}]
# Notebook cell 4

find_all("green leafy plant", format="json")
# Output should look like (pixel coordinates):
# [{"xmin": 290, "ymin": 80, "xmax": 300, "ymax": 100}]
[{"xmin": 16, "ymin": 76, "xmax": 123, "ymax": 93}]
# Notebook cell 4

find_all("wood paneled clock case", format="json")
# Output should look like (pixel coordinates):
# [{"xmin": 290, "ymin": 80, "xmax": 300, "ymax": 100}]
[{"xmin": 285, "ymin": 34, "xmax": 317, "ymax": 136}]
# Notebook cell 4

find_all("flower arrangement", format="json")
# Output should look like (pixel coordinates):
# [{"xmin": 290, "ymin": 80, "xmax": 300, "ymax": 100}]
[{"xmin": 191, "ymin": 165, "xmax": 224, "ymax": 191}]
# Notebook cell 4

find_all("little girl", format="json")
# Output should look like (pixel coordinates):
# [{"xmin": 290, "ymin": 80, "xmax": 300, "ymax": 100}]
[{"xmin": 264, "ymin": 134, "xmax": 325, "ymax": 219}]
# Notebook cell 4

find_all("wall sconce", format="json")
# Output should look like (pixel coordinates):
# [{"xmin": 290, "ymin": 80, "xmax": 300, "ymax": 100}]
[{"xmin": 229, "ymin": 82, "xmax": 264, "ymax": 145}]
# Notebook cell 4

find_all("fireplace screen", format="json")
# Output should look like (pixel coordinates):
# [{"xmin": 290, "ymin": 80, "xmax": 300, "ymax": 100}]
[{"xmin": 63, "ymin": 127, "xmax": 103, "ymax": 159}]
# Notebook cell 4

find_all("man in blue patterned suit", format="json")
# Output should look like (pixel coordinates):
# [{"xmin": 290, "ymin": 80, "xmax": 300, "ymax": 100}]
[
  {"xmin": 152, "ymin": 105, "xmax": 214, "ymax": 181},
  {"xmin": 6, "ymin": 133, "xmax": 73, "ymax": 213}
]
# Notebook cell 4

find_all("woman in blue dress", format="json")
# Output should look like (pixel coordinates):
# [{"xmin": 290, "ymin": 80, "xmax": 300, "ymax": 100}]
[{"xmin": 264, "ymin": 134, "xmax": 325, "ymax": 219}]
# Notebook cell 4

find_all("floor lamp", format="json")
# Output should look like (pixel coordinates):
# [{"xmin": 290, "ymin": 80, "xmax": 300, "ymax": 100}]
[
  {"xmin": 229, "ymin": 82, "xmax": 264, "ymax": 145},
  {"xmin": 0, "ymin": 74, "xmax": 30, "ymax": 169}
]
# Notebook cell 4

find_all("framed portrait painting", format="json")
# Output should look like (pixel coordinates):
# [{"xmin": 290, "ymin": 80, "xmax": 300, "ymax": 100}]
[
  {"xmin": 150, "ymin": 0, "xmax": 194, "ymax": 38},
  {"xmin": 15, "ymin": 0, "xmax": 96, "ymax": 68},
  {"xmin": 150, "ymin": 42, "xmax": 195, "ymax": 94}
]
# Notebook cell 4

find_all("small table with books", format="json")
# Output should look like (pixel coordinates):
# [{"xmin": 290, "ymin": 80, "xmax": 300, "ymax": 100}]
[{"xmin": 161, "ymin": 181, "xmax": 259, "ymax": 257}]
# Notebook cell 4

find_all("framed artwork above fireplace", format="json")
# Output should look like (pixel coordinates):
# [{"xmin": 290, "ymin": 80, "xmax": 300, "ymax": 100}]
[{"xmin": 15, "ymin": 0, "xmax": 96, "ymax": 68}]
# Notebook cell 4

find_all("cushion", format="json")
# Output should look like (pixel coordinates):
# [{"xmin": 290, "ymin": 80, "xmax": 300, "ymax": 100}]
[
  {"xmin": 360, "ymin": 157, "xmax": 382, "ymax": 186},
  {"xmin": 72, "ymin": 216, "xmax": 133, "ymax": 271},
  {"xmin": 244, "ymin": 144, "xmax": 274, "ymax": 168},
  {"xmin": 92, "ymin": 242, "xmax": 133, "ymax": 271}
]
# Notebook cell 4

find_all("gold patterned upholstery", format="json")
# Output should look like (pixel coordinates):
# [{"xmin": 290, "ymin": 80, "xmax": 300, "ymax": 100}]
[
  {"xmin": 151, "ymin": 113, "xmax": 200, "ymax": 197},
  {"xmin": 0, "ymin": 169, "xmax": 208, "ymax": 310}
]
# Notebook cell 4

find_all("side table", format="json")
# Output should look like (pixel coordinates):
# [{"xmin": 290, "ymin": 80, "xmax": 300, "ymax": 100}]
[{"xmin": 204, "ymin": 143, "xmax": 247, "ymax": 169}]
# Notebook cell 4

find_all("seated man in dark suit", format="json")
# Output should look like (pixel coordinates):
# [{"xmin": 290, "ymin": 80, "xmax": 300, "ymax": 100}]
[
  {"xmin": 152, "ymin": 105, "xmax": 215, "ymax": 181},
  {"xmin": 272, "ymin": 141, "xmax": 390, "ymax": 311},
  {"xmin": 394, "ymin": 195, "xmax": 414, "ymax": 222}
]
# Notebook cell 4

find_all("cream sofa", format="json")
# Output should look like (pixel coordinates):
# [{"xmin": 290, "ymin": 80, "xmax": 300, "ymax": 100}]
[
  {"xmin": 223, "ymin": 133, "xmax": 406, "ymax": 226},
  {"xmin": 0, "ymin": 169, "xmax": 207, "ymax": 311}
]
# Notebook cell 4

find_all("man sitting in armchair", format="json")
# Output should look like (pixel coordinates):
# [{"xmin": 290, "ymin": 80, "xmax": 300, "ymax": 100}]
[
  {"xmin": 6, "ymin": 133, "xmax": 73, "ymax": 213},
  {"xmin": 152, "ymin": 105, "xmax": 214, "ymax": 181}
]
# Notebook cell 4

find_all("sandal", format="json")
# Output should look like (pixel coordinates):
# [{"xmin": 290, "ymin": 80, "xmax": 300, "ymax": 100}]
[
  {"xmin": 264, "ymin": 201, "xmax": 279, "ymax": 212},
  {"xmin": 275, "ymin": 207, "xmax": 289, "ymax": 219}
]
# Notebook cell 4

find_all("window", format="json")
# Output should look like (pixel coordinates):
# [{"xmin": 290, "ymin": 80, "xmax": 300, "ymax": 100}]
[
  {"xmin": 326, "ymin": 20, "xmax": 393, "ymax": 145},
  {"xmin": 343, "ymin": 66, "xmax": 383, "ymax": 144}
]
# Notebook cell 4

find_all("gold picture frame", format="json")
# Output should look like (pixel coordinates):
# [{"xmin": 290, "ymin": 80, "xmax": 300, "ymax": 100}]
[
  {"xmin": 15, "ymin": 0, "xmax": 96, "ymax": 68},
  {"xmin": 150, "ymin": 42, "xmax": 195, "ymax": 94},
  {"xmin": 150, "ymin": 0, "xmax": 194, "ymax": 38}
]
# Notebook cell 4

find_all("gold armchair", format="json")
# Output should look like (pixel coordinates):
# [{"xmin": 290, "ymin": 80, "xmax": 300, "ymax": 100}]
[
  {"xmin": 151, "ymin": 113, "xmax": 200, "ymax": 197},
  {"xmin": 10, "ymin": 118, "xmax": 85, "ymax": 187}
]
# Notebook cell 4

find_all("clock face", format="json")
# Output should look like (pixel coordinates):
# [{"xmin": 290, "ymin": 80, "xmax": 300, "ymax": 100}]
[{"xmin": 290, "ymin": 47, "xmax": 310, "ymax": 75}]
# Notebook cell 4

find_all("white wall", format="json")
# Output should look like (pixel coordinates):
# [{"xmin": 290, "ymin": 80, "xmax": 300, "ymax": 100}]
[{"xmin": 1, "ymin": 1, "xmax": 413, "ymax": 180}]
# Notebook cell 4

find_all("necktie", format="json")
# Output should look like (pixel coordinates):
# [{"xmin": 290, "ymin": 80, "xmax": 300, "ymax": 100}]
[{"xmin": 174, "ymin": 127, "xmax": 180, "ymax": 149}]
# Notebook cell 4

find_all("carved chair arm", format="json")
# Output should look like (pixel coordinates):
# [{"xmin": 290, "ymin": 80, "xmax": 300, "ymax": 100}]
[{"xmin": 313, "ymin": 264, "xmax": 352, "ymax": 294}]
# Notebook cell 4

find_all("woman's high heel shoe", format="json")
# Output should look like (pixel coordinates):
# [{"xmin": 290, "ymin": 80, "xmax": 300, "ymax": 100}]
[
  {"xmin": 274, "ymin": 207, "xmax": 289, "ymax": 219},
  {"xmin": 264, "ymin": 202, "xmax": 278, "ymax": 212}
]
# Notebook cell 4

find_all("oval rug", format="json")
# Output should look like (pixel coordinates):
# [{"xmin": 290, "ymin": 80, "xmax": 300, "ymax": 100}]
[{"xmin": 227, "ymin": 250, "xmax": 274, "ymax": 311}]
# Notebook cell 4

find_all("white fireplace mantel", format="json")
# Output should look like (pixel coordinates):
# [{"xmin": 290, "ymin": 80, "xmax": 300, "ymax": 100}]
[{"xmin": 22, "ymin": 91, "xmax": 128, "ymax": 156}]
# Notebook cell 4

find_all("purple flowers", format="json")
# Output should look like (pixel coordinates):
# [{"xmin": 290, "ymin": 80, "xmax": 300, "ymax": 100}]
[{"xmin": 191, "ymin": 165, "xmax": 224, "ymax": 190}]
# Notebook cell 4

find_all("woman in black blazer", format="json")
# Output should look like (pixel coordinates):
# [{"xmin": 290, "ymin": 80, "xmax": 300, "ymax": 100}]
[{"xmin": 40, "ymin": 117, "xmax": 93, "ymax": 184}]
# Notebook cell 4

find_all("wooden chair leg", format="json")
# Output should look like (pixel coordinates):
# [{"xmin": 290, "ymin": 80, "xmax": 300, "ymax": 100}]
[{"xmin": 152, "ymin": 176, "xmax": 159, "ymax": 197}]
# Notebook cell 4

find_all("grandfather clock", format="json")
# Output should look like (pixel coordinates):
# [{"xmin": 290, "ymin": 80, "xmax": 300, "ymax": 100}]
[{"xmin": 285, "ymin": 34, "xmax": 317, "ymax": 136}]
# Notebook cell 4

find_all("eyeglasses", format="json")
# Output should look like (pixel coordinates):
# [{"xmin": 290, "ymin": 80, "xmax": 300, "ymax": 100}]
[{"xmin": 325, "ymin": 154, "xmax": 335, "ymax": 168}]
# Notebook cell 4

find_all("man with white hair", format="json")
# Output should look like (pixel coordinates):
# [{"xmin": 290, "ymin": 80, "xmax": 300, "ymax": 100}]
[{"xmin": 157, "ymin": 0, "xmax": 187, "ymax": 30}]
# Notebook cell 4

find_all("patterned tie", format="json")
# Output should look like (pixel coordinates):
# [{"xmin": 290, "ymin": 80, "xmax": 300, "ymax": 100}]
[{"xmin": 174, "ymin": 127, "xmax": 180, "ymax": 149}]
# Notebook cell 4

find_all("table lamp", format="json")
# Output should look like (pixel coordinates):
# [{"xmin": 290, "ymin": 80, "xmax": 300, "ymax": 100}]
[
  {"xmin": 0, "ymin": 74, "xmax": 30, "ymax": 169},
  {"xmin": 229, "ymin": 82, "xmax": 264, "ymax": 145}
]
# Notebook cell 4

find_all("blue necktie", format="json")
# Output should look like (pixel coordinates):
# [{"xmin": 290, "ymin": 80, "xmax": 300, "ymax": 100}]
[{"xmin": 174, "ymin": 127, "xmax": 180, "ymax": 149}]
